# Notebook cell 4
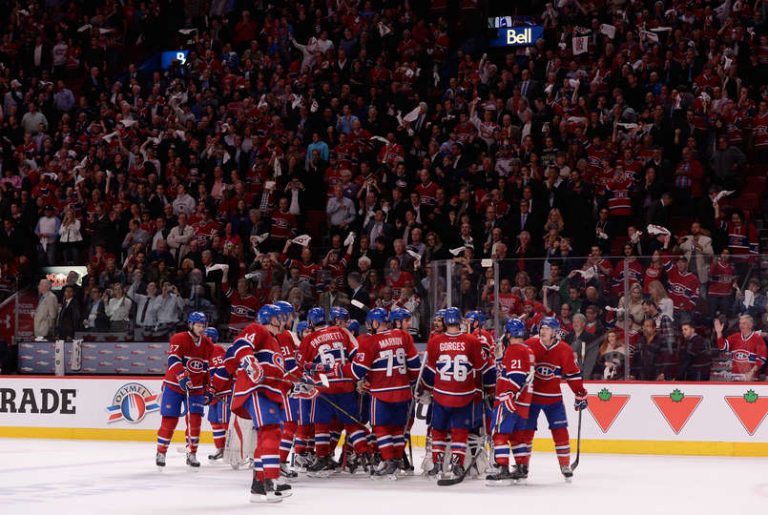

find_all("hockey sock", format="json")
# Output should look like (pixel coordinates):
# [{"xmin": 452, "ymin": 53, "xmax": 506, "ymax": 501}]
[
  {"xmin": 367, "ymin": 431, "xmax": 378, "ymax": 453},
  {"xmin": 392, "ymin": 429, "xmax": 406, "ymax": 460},
  {"xmin": 280, "ymin": 421, "xmax": 297, "ymax": 462},
  {"xmin": 492, "ymin": 432, "xmax": 511, "ymax": 467},
  {"xmin": 431, "ymin": 428, "xmax": 447, "ymax": 463},
  {"xmin": 156, "ymin": 416, "xmax": 178, "ymax": 454},
  {"xmin": 186, "ymin": 413, "xmax": 202, "ymax": 454},
  {"xmin": 329, "ymin": 429, "xmax": 342, "ymax": 455},
  {"xmin": 254, "ymin": 455, "xmax": 264, "ymax": 482},
  {"xmin": 257, "ymin": 424, "xmax": 282, "ymax": 480},
  {"xmin": 314, "ymin": 423, "xmax": 331, "ymax": 457},
  {"xmin": 294, "ymin": 424, "xmax": 311, "ymax": 454},
  {"xmin": 517, "ymin": 430, "xmax": 535, "ymax": 465},
  {"xmin": 510, "ymin": 431, "xmax": 530, "ymax": 465},
  {"xmin": 373, "ymin": 426, "xmax": 395, "ymax": 460},
  {"xmin": 211, "ymin": 422, "xmax": 226, "ymax": 450},
  {"xmin": 450, "ymin": 428, "xmax": 469, "ymax": 466},
  {"xmin": 345, "ymin": 424, "xmax": 370, "ymax": 455},
  {"xmin": 551, "ymin": 427, "xmax": 571, "ymax": 466}
]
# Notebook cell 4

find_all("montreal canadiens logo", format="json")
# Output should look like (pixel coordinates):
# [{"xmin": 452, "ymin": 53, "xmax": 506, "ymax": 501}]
[
  {"xmin": 106, "ymin": 383, "xmax": 159, "ymax": 424},
  {"xmin": 535, "ymin": 365, "xmax": 557, "ymax": 378},
  {"xmin": 187, "ymin": 358, "xmax": 205, "ymax": 372},
  {"xmin": 732, "ymin": 350, "xmax": 752, "ymax": 361}
]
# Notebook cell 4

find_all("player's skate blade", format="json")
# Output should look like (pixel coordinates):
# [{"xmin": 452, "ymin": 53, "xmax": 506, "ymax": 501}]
[
  {"xmin": 371, "ymin": 460, "xmax": 399, "ymax": 481},
  {"xmin": 561, "ymin": 465, "xmax": 573, "ymax": 482},
  {"xmin": 208, "ymin": 448, "xmax": 224, "ymax": 461},
  {"xmin": 186, "ymin": 453, "xmax": 200, "ymax": 471},
  {"xmin": 156, "ymin": 452, "xmax": 166, "ymax": 471},
  {"xmin": 485, "ymin": 467, "xmax": 514, "ymax": 487},
  {"xmin": 250, "ymin": 479, "xmax": 284, "ymax": 503},
  {"xmin": 280, "ymin": 462, "xmax": 298, "ymax": 479}
]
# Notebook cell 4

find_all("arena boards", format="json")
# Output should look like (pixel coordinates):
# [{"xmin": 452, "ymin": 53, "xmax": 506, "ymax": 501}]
[{"xmin": 1, "ymin": 377, "xmax": 767, "ymax": 457}]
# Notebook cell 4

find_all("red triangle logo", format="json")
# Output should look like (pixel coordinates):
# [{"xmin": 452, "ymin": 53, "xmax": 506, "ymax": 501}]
[
  {"xmin": 725, "ymin": 390, "xmax": 768, "ymax": 436},
  {"xmin": 587, "ymin": 388, "xmax": 630, "ymax": 433},
  {"xmin": 652, "ymin": 389, "xmax": 702, "ymax": 434}
]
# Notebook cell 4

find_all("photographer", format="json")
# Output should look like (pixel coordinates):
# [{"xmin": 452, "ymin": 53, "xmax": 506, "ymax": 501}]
[{"xmin": 154, "ymin": 281, "xmax": 185, "ymax": 334}]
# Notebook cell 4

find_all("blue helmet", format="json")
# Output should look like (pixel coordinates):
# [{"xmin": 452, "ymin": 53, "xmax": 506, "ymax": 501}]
[
  {"xmin": 307, "ymin": 307, "xmax": 326, "ymax": 327},
  {"xmin": 465, "ymin": 310, "xmax": 487, "ymax": 326},
  {"xmin": 347, "ymin": 319, "xmax": 361, "ymax": 336},
  {"xmin": 274, "ymin": 301, "xmax": 294, "ymax": 320},
  {"xmin": 443, "ymin": 307, "xmax": 462, "ymax": 326},
  {"xmin": 330, "ymin": 307, "xmax": 350, "ymax": 323},
  {"xmin": 434, "ymin": 309, "xmax": 447, "ymax": 321},
  {"xmin": 296, "ymin": 320, "xmax": 309, "ymax": 336},
  {"xmin": 540, "ymin": 316, "xmax": 561, "ymax": 332},
  {"xmin": 366, "ymin": 307, "xmax": 389, "ymax": 325},
  {"xmin": 204, "ymin": 327, "xmax": 220, "ymax": 342},
  {"xmin": 187, "ymin": 311, "xmax": 208, "ymax": 326},
  {"xmin": 258, "ymin": 304, "xmax": 282, "ymax": 325},
  {"xmin": 505, "ymin": 318, "xmax": 526, "ymax": 338},
  {"xmin": 390, "ymin": 307, "xmax": 412, "ymax": 323}
]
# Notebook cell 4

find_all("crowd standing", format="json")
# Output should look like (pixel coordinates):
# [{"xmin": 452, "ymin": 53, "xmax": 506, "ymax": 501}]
[{"xmin": 0, "ymin": 0, "xmax": 766, "ymax": 379}]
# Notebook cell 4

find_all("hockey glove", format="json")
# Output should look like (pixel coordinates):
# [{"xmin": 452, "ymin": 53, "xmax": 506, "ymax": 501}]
[
  {"xmin": 291, "ymin": 382, "xmax": 318, "ymax": 400},
  {"xmin": 574, "ymin": 391, "xmax": 588, "ymax": 411},
  {"xmin": 241, "ymin": 355, "xmax": 264, "ymax": 384},
  {"xmin": 176, "ymin": 371, "xmax": 191, "ymax": 392},
  {"xmin": 203, "ymin": 386, "xmax": 216, "ymax": 406},
  {"xmin": 499, "ymin": 393, "xmax": 517, "ymax": 415}
]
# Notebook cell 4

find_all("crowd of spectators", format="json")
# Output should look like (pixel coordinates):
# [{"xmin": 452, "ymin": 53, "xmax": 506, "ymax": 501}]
[{"xmin": 0, "ymin": 0, "xmax": 767, "ymax": 379}]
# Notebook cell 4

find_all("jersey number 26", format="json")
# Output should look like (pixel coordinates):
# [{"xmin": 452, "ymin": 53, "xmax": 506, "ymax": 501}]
[{"xmin": 436, "ymin": 354, "xmax": 470, "ymax": 382}]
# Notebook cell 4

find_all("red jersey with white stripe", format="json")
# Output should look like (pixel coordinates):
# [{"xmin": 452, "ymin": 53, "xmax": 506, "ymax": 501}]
[
  {"xmin": 525, "ymin": 336, "xmax": 586, "ymax": 405},
  {"xmin": 494, "ymin": 341, "xmax": 535, "ymax": 419},
  {"xmin": 664, "ymin": 262, "xmax": 700, "ymax": 311},
  {"xmin": 280, "ymin": 254, "xmax": 321, "ymax": 284},
  {"xmin": 276, "ymin": 329, "xmax": 301, "ymax": 380},
  {"xmin": 270, "ymin": 209, "xmax": 297, "ymax": 241},
  {"xmin": 345, "ymin": 329, "xmax": 421, "ymax": 403},
  {"xmin": 415, "ymin": 181, "xmax": 439, "ymax": 206},
  {"xmin": 422, "ymin": 331, "xmax": 487, "ymax": 408},
  {"xmin": 472, "ymin": 327, "xmax": 497, "ymax": 371},
  {"xmin": 209, "ymin": 344, "xmax": 231, "ymax": 397},
  {"xmin": 708, "ymin": 260, "xmax": 736, "ymax": 297},
  {"xmin": 230, "ymin": 323, "xmax": 287, "ymax": 414},
  {"xmin": 163, "ymin": 331, "xmax": 216, "ymax": 395},
  {"xmin": 753, "ymin": 111, "xmax": 768, "ymax": 149},
  {"xmin": 223, "ymin": 282, "xmax": 261, "ymax": 327},
  {"xmin": 717, "ymin": 332, "xmax": 767, "ymax": 376},
  {"xmin": 298, "ymin": 325, "xmax": 358, "ymax": 394}
]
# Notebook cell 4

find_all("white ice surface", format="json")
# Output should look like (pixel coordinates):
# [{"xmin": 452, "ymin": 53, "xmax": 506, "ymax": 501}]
[{"xmin": 0, "ymin": 439, "xmax": 765, "ymax": 515}]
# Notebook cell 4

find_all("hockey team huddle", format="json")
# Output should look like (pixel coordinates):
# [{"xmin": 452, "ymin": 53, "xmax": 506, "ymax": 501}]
[{"xmin": 154, "ymin": 303, "xmax": 588, "ymax": 503}]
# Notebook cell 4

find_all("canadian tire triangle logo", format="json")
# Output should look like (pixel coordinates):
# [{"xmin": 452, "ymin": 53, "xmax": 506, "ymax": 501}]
[
  {"xmin": 652, "ymin": 389, "xmax": 702, "ymax": 434},
  {"xmin": 587, "ymin": 388, "xmax": 630, "ymax": 433},
  {"xmin": 725, "ymin": 390, "xmax": 768, "ymax": 436}
]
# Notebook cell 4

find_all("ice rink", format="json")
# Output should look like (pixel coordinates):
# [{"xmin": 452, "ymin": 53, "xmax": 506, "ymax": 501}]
[{"xmin": 0, "ymin": 438, "xmax": 765, "ymax": 515}]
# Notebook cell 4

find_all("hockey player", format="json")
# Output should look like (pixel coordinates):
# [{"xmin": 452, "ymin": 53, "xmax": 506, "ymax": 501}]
[
  {"xmin": 388, "ymin": 307, "xmax": 418, "ymax": 474},
  {"xmin": 420, "ymin": 307, "xmax": 495, "ymax": 481},
  {"xmin": 205, "ymin": 328, "xmax": 229, "ymax": 461},
  {"xmin": 274, "ymin": 301, "xmax": 302, "ymax": 478},
  {"xmin": 230, "ymin": 304, "xmax": 292, "ymax": 502},
  {"xmin": 156, "ymin": 312, "xmax": 215, "ymax": 469},
  {"xmin": 518, "ymin": 317, "xmax": 588, "ymax": 481},
  {"xmin": 298, "ymin": 307, "xmax": 370, "ymax": 476},
  {"xmin": 292, "ymin": 320, "xmax": 318, "ymax": 471},
  {"xmin": 464, "ymin": 310, "xmax": 497, "ymax": 474},
  {"xmin": 333, "ymin": 307, "xmax": 421, "ymax": 479},
  {"xmin": 485, "ymin": 319, "xmax": 534, "ymax": 485},
  {"xmin": 432, "ymin": 309, "xmax": 447, "ymax": 334}
]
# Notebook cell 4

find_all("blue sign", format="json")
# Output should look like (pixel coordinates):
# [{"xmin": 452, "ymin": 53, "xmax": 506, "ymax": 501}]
[
  {"xmin": 490, "ymin": 26, "xmax": 544, "ymax": 48},
  {"xmin": 160, "ymin": 50, "xmax": 189, "ymax": 69}
]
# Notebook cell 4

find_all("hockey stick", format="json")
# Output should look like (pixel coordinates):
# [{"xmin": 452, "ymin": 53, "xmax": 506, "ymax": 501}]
[
  {"xmin": 571, "ymin": 341, "xmax": 586, "ymax": 471},
  {"xmin": 402, "ymin": 350, "xmax": 428, "ymax": 466},
  {"xmin": 437, "ymin": 402, "xmax": 488, "ymax": 486}
]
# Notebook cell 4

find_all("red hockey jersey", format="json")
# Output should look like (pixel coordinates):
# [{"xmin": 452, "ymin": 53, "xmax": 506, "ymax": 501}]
[
  {"xmin": 208, "ymin": 344, "xmax": 230, "ymax": 398},
  {"xmin": 298, "ymin": 325, "xmax": 358, "ymax": 394},
  {"xmin": 230, "ymin": 323, "xmax": 287, "ymax": 417},
  {"xmin": 344, "ymin": 329, "xmax": 421, "ymax": 403},
  {"xmin": 421, "ymin": 331, "xmax": 491, "ymax": 408},
  {"xmin": 494, "ymin": 341, "xmax": 535, "ymax": 419},
  {"xmin": 163, "ymin": 331, "xmax": 216, "ymax": 395},
  {"xmin": 276, "ymin": 329, "xmax": 300, "ymax": 380},
  {"xmin": 664, "ymin": 261, "xmax": 700, "ymax": 312},
  {"xmin": 717, "ymin": 331, "xmax": 767, "ymax": 376},
  {"xmin": 525, "ymin": 336, "xmax": 586, "ymax": 405}
]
